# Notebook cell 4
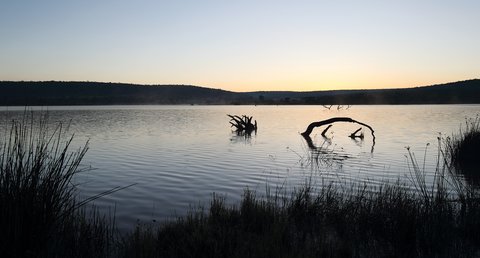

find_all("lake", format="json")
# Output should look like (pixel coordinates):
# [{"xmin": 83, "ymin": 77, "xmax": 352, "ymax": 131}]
[{"xmin": 1, "ymin": 105, "xmax": 479, "ymax": 231}]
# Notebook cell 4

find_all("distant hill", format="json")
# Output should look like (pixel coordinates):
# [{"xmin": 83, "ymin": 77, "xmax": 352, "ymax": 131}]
[
  {"xmin": 0, "ymin": 81, "xmax": 245, "ymax": 105},
  {"xmin": 0, "ymin": 79, "xmax": 479, "ymax": 105},
  {"xmin": 248, "ymin": 79, "xmax": 480, "ymax": 104}
]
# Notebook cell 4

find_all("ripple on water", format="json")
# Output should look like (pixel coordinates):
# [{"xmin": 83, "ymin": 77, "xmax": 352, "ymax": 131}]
[{"xmin": 2, "ymin": 105, "xmax": 478, "ymax": 231}]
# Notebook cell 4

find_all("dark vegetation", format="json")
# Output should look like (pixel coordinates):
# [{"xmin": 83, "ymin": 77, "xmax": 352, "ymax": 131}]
[
  {"xmin": 1, "ymin": 79, "xmax": 480, "ymax": 105},
  {"xmin": 0, "ymin": 113, "xmax": 115, "ymax": 257},
  {"xmin": 443, "ymin": 116, "xmax": 480, "ymax": 183},
  {"xmin": 125, "ymin": 182, "xmax": 480, "ymax": 258},
  {"xmin": 1, "ymin": 113, "xmax": 480, "ymax": 257}
]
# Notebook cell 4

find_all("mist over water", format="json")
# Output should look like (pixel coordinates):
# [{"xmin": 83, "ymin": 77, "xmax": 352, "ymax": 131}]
[{"xmin": 1, "ymin": 105, "xmax": 478, "ymax": 230}]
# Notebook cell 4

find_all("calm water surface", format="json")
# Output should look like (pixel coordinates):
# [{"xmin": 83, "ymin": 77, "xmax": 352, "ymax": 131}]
[{"xmin": 1, "ymin": 105, "xmax": 479, "ymax": 230}]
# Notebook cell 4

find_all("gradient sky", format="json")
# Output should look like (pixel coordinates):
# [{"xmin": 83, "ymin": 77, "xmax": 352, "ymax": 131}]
[{"xmin": 0, "ymin": 0, "xmax": 479, "ymax": 92}]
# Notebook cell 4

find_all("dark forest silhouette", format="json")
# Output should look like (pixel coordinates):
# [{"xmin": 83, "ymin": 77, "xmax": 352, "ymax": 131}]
[{"xmin": 0, "ymin": 79, "xmax": 479, "ymax": 105}]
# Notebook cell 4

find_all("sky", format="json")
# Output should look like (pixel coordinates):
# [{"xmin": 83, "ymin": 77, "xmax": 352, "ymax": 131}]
[{"xmin": 0, "ymin": 0, "xmax": 479, "ymax": 92}]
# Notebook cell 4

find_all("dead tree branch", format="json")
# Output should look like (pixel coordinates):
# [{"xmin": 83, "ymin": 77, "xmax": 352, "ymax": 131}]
[
  {"xmin": 321, "ymin": 125, "xmax": 333, "ymax": 137},
  {"xmin": 301, "ymin": 117, "xmax": 376, "ymax": 152},
  {"xmin": 349, "ymin": 128, "xmax": 364, "ymax": 139},
  {"xmin": 228, "ymin": 114, "xmax": 257, "ymax": 135}
]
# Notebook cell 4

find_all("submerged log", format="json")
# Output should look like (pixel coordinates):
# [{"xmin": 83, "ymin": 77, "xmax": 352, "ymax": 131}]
[
  {"xmin": 349, "ymin": 127, "xmax": 364, "ymax": 139},
  {"xmin": 321, "ymin": 125, "xmax": 333, "ymax": 137},
  {"xmin": 302, "ymin": 117, "xmax": 374, "ymax": 138},
  {"xmin": 301, "ymin": 117, "xmax": 375, "ymax": 152},
  {"xmin": 228, "ymin": 114, "xmax": 257, "ymax": 135},
  {"xmin": 322, "ymin": 105, "xmax": 351, "ymax": 110}
]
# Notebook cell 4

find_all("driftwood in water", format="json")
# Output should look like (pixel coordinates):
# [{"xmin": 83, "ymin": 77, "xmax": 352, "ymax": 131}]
[
  {"xmin": 349, "ymin": 128, "xmax": 364, "ymax": 139},
  {"xmin": 320, "ymin": 125, "xmax": 363, "ymax": 139},
  {"xmin": 302, "ymin": 117, "xmax": 376, "ymax": 152},
  {"xmin": 321, "ymin": 125, "xmax": 333, "ymax": 137},
  {"xmin": 322, "ymin": 105, "xmax": 351, "ymax": 110},
  {"xmin": 301, "ymin": 117, "xmax": 374, "ymax": 138},
  {"xmin": 228, "ymin": 115, "xmax": 257, "ymax": 135}
]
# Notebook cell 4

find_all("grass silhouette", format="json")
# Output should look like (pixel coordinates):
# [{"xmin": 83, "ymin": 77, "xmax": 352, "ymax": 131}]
[{"xmin": 0, "ymin": 112, "xmax": 115, "ymax": 257}]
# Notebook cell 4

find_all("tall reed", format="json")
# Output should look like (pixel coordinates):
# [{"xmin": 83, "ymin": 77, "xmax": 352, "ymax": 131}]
[{"xmin": 0, "ymin": 112, "xmax": 114, "ymax": 257}]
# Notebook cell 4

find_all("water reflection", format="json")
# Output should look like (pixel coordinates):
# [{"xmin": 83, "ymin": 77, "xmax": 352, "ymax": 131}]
[
  {"xmin": 293, "ymin": 137, "xmax": 349, "ymax": 170},
  {"xmin": 230, "ymin": 133, "xmax": 255, "ymax": 144}
]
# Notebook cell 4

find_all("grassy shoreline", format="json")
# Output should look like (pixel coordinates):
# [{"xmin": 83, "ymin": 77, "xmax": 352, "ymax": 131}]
[
  {"xmin": 122, "ymin": 179, "xmax": 480, "ymax": 257},
  {"xmin": 1, "ymin": 114, "xmax": 479, "ymax": 257}
]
